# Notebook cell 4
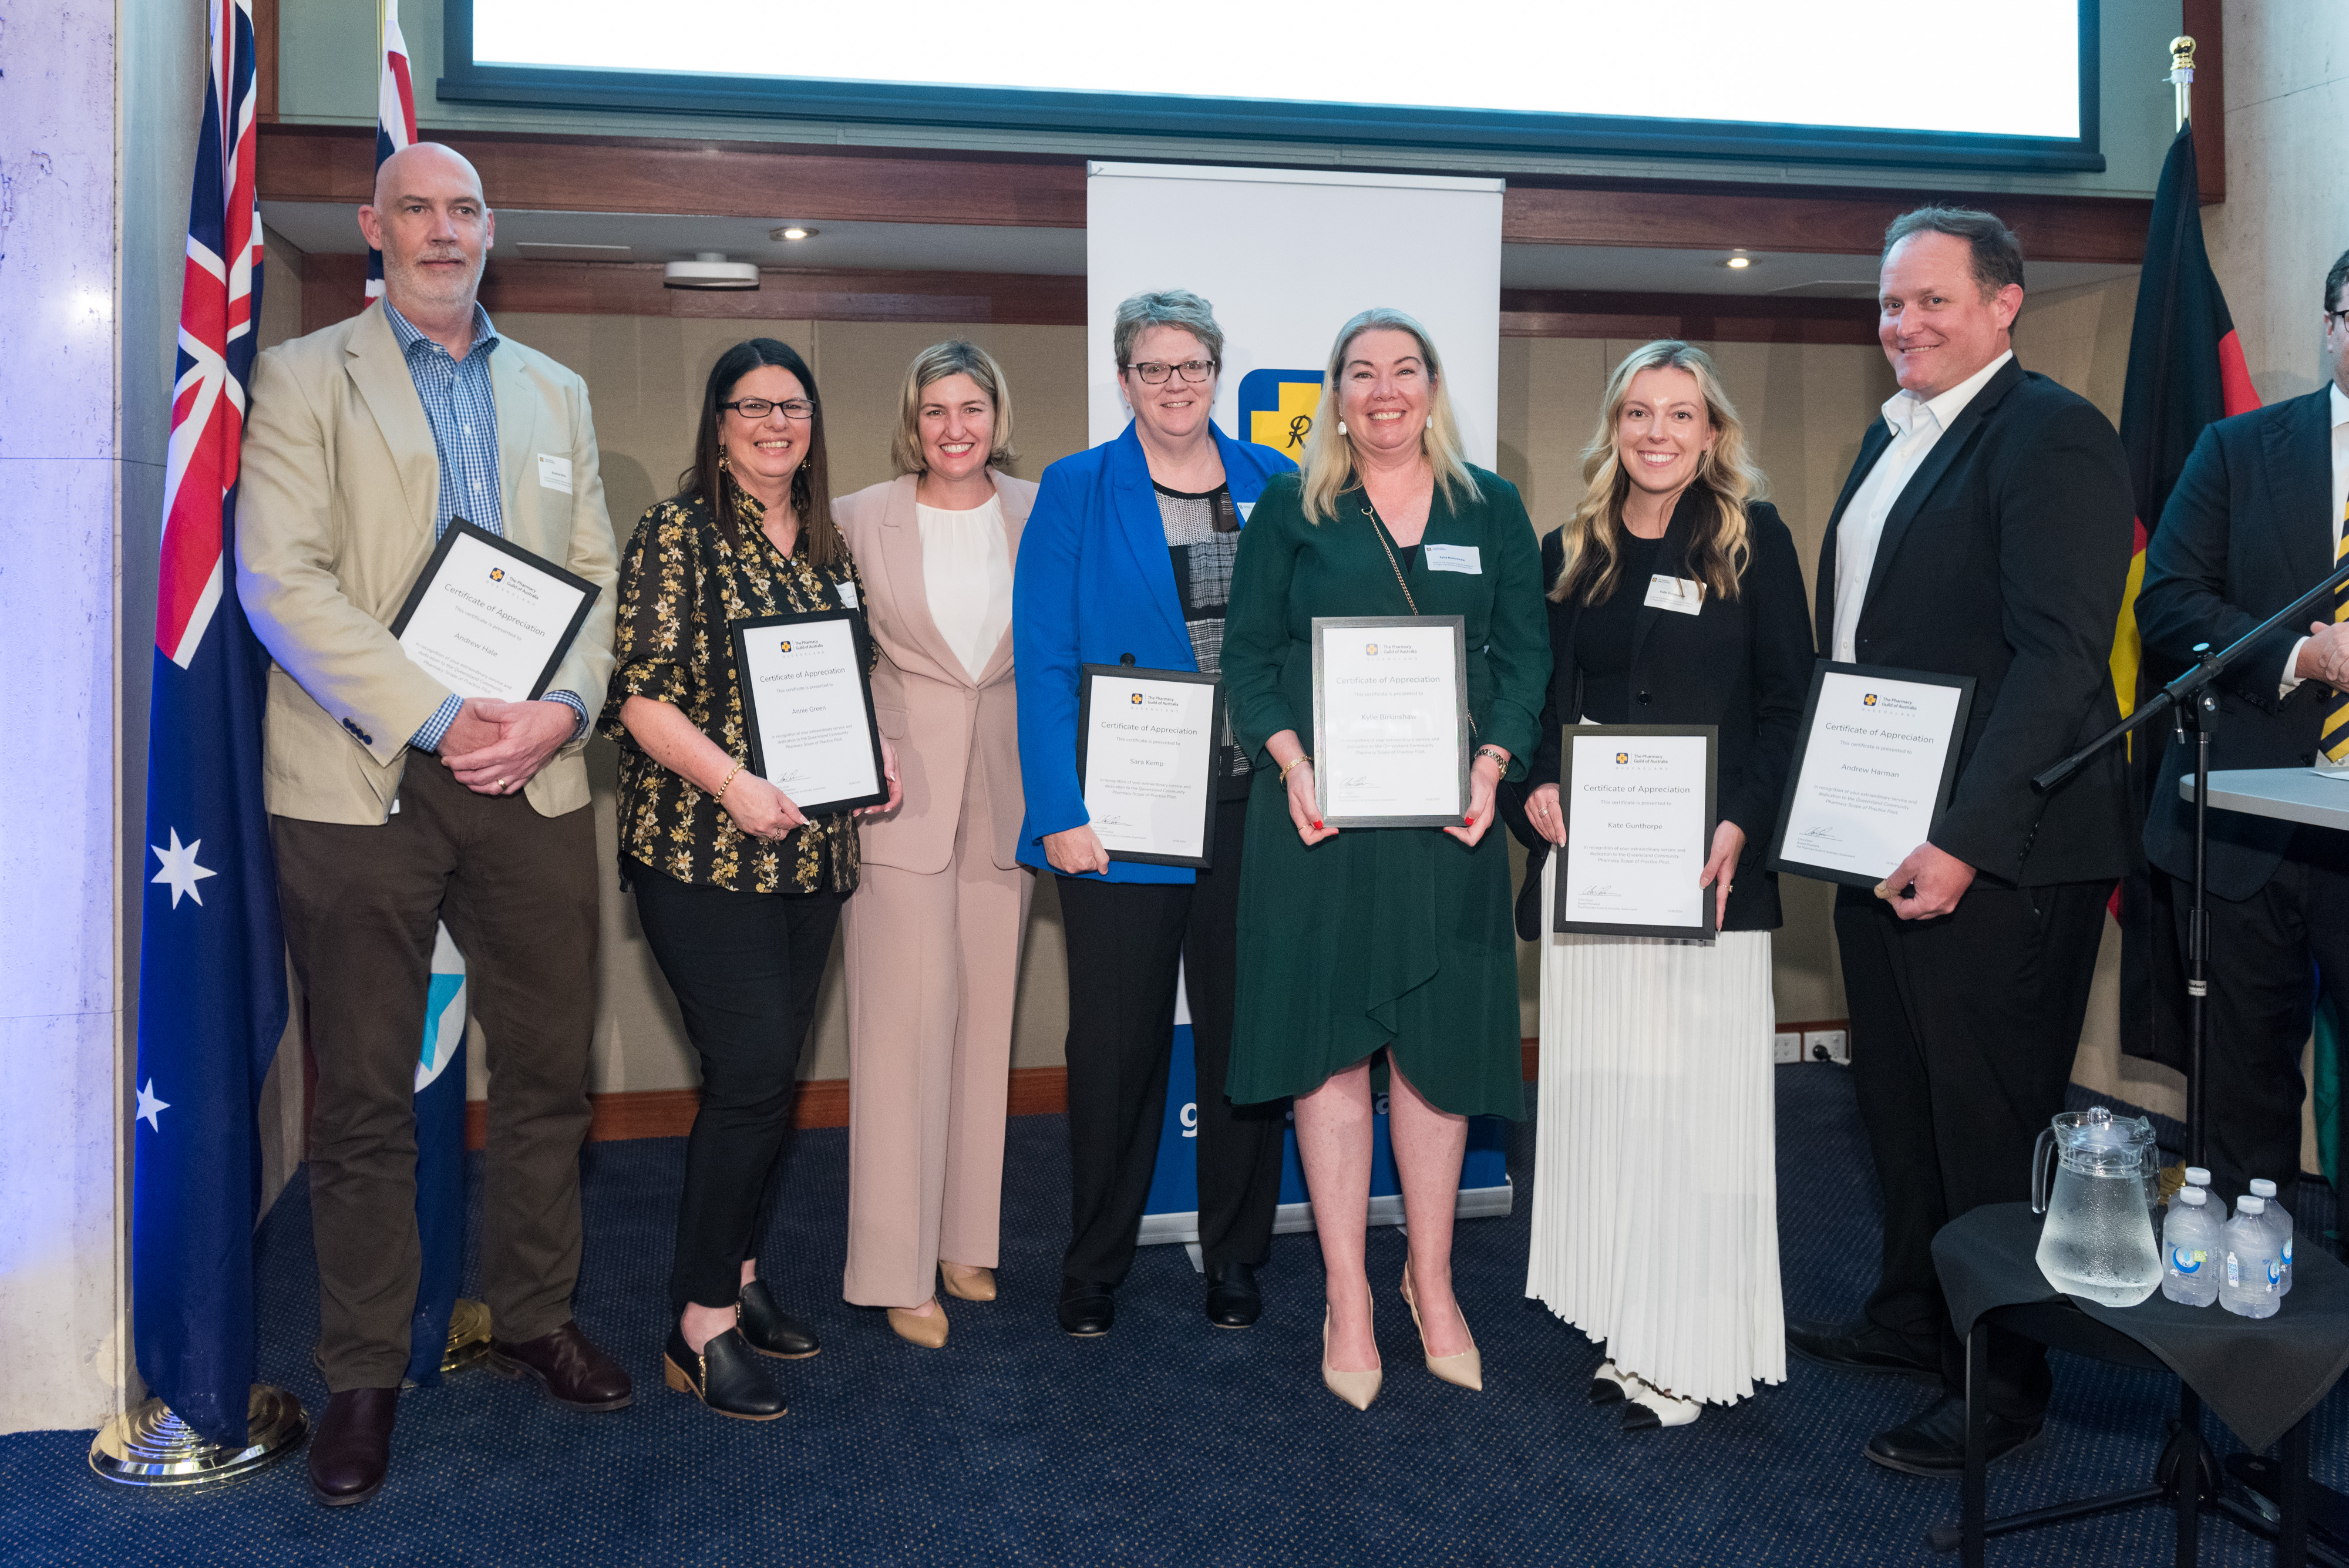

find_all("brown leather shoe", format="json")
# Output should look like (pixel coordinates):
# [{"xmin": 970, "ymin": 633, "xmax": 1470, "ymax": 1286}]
[
  {"xmin": 487, "ymin": 1321, "xmax": 634, "ymax": 1412},
  {"xmin": 308, "ymin": 1387, "xmax": 398, "ymax": 1506}
]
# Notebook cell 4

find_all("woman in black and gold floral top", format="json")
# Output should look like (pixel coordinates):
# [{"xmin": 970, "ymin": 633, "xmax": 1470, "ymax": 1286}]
[{"xmin": 601, "ymin": 337, "xmax": 898, "ymax": 1422}]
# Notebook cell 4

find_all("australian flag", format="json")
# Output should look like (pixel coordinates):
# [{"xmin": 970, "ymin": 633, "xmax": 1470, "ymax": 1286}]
[{"xmin": 133, "ymin": 0, "xmax": 288, "ymax": 1449}]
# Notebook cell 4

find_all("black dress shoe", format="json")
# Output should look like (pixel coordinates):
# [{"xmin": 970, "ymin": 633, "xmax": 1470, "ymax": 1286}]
[
  {"xmin": 308, "ymin": 1387, "xmax": 398, "ymax": 1507},
  {"xmin": 662, "ymin": 1325, "xmax": 786, "ymax": 1421},
  {"xmin": 1057, "ymin": 1277, "xmax": 1115, "ymax": 1337},
  {"xmin": 1864, "ymin": 1394, "xmax": 2042, "ymax": 1478},
  {"xmin": 1785, "ymin": 1317, "xmax": 1941, "ymax": 1383},
  {"xmin": 487, "ymin": 1321, "xmax": 634, "ymax": 1411},
  {"xmin": 1204, "ymin": 1263, "xmax": 1262, "ymax": 1328},
  {"xmin": 738, "ymin": 1280, "xmax": 821, "ymax": 1360}
]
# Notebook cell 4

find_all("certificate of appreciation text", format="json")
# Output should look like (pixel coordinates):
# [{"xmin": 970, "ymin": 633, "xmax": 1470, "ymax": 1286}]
[
  {"xmin": 1076, "ymin": 665, "xmax": 1223, "ymax": 867},
  {"xmin": 388, "ymin": 520, "xmax": 598, "ymax": 702},
  {"xmin": 1556, "ymin": 726, "xmax": 1717, "ymax": 940},
  {"xmin": 1311, "ymin": 615, "xmax": 1469, "ymax": 829},
  {"xmin": 731, "ymin": 611, "xmax": 888, "ymax": 816},
  {"xmin": 1768, "ymin": 664, "xmax": 1975, "ymax": 887}
]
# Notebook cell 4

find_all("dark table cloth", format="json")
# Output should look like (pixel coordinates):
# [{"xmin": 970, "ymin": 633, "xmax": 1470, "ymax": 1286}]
[{"xmin": 1934, "ymin": 1202, "xmax": 2349, "ymax": 1451}]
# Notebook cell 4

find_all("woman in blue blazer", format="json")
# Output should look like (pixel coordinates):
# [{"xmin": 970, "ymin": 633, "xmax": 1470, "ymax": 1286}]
[{"xmin": 1014, "ymin": 289, "xmax": 1294, "ymax": 1337}]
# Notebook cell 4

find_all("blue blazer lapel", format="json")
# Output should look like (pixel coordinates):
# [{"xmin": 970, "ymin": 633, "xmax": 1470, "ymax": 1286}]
[
  {"xmin": 2266, "ymin": 389, "xmax": 2335, "ymax": 591},
  {"xmin": 1862, "ymin": 356, "xmax": 2025, "ymax": 612},
  {"xmin": 1818, "ymin": 420, "xmax": 1893, "ymax": 648},
  {"xmin": 1107, "ymin": 422, "xmax": 1194, "ymax": 666}
]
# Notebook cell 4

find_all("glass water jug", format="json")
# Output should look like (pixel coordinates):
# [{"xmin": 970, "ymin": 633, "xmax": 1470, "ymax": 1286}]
[{"xmin": 2031, "ymin": 1105, "xmax": 2162, "ymax": 1307}]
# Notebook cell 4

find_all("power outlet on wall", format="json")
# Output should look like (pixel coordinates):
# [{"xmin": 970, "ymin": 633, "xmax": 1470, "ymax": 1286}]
[
  {"xmin": 1805, "ymin": 1029, "xmax": 1850, "ymax": 1066},
  {"xmin": 1772, "ymin": 1031, "xmax": 1802, "ymax": 1065}
]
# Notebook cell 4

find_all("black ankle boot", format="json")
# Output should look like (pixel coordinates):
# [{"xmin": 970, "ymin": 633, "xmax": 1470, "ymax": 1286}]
[
  {"xmin": 738, "ymin": 1280, "xmax": 821, "ymax": 1360},
  {"xmin": 663, "ymin": 1325, "xmax": 787, "ymax": 1421}
]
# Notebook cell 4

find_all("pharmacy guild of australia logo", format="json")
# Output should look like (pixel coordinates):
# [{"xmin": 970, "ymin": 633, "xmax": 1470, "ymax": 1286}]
[
  {"xmin": 778, "ymin": 640, "xmax": 793, "ymax": 654},
  {"xmin": 1863, "ymin": 693, "xmax": 1879, "ymax": 706},
  {"xmin": 1129, "ymin": 692, "xmax": 1143, "ymax": 705},
  {"xmin": 1616, "ymin": 752, "xmax": 1630, "ymax": 764},
  {"xmin": 489, "ymin": 567, "xmax": 506, "ymax": 582},
  {"xmin": 1365, "ymin": 644, "xmax": 1381, "ymax": 656}
]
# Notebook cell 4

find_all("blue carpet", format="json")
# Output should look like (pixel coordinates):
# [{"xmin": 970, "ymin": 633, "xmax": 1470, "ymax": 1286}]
[{"xmin": 4, "ymin": 1065, "xmax": 2344, "ymax": 1565}]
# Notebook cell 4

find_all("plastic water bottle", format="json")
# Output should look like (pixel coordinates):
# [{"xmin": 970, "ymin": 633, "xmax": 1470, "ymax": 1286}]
[
  {"xmin": 2220, "ymin": 1196, "xmax": 2282, "ymax": 1319},
  {"xmin": 2249, "ymin": 1178, "xmax": 2294, "ymax": 1296},
  {"xmin": 2160, "ymin": 1186, "xmax": 2220, "ymax": 1307},
  {"xmin": 2184, "ymin": 1166, "xmax": 2225, "ymax": 1223}
]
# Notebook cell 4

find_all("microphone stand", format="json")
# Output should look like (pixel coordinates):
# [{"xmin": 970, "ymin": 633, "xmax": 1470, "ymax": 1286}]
[{"xmin": 2034, "ymin": 555, "xmax": 2349, "ymax": 1169}]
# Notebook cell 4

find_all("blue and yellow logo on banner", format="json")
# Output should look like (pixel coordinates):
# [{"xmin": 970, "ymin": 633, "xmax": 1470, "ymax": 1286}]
[{"xmin": 1238, "ymin": 368, "xmax": 1324, "ymax": 461}]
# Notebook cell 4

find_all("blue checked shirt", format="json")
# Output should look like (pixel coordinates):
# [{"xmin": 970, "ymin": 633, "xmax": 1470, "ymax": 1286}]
[{"xmin": 385, "ymin": 301, "xmax": 588, "ymax": 752}]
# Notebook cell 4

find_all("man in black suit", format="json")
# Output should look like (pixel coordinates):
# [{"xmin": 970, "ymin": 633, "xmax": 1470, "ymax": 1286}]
[
  {"xmin": 1785, "ymin": 208, "xmax": 2137, "ymax": 1475},
  {"xmin": 2135, "ymin": 248, "xmax": 2349, "ymax": 1208}
]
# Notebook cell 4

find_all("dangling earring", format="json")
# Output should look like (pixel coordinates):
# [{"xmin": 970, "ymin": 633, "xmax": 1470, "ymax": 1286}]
[
  {"xmin": 1425, "ymin": 415, "xmax": 1433, "ymax": 429},
  {"xmin": 1337, "ymin": 420, "xmax": 1348, "ymax": 436},
  {"xmin": 717, "ymin": 446, "xmax": 732, "ymax": 472}
]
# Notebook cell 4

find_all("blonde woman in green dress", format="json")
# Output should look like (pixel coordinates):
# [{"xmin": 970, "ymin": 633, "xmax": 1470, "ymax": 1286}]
[{"xmin": 1222, "ymin": 309, "xmax": 1550, "ymax": 1411}]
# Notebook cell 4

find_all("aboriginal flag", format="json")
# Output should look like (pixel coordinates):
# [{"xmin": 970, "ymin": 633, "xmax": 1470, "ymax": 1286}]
[{"xmin": 2112, "ymin": 123, "xmax": 2260, "ymax": 1071}]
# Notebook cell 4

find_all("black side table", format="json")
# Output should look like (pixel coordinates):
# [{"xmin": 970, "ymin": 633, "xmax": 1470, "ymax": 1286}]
[{"xmin": 1931, "ymin": 1202, "xmax": 2349, "ymax": 1567}]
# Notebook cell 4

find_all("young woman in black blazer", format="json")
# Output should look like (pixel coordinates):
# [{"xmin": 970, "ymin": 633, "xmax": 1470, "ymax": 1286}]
[{"xmin": 1519, "ymin": 341, "xmax": 1813, "ymax": 1431}]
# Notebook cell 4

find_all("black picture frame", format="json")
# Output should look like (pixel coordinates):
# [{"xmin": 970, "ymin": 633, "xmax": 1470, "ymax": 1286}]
[
  {"xmin": 386, "ymin": 517, "xmax": 600, "ymax": 701},
  {"xmin": 1765, "ymin": 661, "xmax": 1979, "ymax": 889},
  {"xmin": 1553, "ymin": 724, "xmax": 1719, "ymax": 941},
  {"xmin": 729, "ymin": 608, "xmax": 889, "ymax": 816},
  {"xmin": 1075, "ymin": 663, "xmax": 1226, "ymax": 869},
  {"xmin": 1310, "ymin": 615, "xmax": 1472, "ymax": 830}
]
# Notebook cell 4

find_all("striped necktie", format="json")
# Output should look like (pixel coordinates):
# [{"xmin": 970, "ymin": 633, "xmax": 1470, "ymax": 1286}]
[{"xmin": 2327, "ymin": 500, "xmax": 2349, "ymax": 763}]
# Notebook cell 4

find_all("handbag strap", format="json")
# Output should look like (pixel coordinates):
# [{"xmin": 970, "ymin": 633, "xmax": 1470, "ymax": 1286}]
[{"xmin": 1360, "ymin": 500, "xmax": 1420, "ymax": 616}]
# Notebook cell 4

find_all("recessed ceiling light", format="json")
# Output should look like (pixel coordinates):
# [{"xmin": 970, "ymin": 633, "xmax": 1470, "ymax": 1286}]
[
  {"xmin": 770, "ymin": 226, "xmax": 817, "ymax": 242},
  {"xmin": 1724, "ymin": 255, "xmax": 1753, "ymax": 270}
]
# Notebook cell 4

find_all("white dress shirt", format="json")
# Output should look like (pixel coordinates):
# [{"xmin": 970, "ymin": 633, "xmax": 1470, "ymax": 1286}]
[
  {"xmin": 2276, "ymin": 381, "xmax": 2349, "ymax": 696},
  {"xmin": 917, "ymin": 493, "xmax": 1012, "ymax": 682},
  {"xmin": 1831, "ymin": 350, "xmax": 2015, "ymax": 662}
]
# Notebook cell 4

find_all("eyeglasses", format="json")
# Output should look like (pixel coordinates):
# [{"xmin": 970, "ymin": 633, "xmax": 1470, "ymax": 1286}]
[
  {"xmin": 722, "ymin": 398, "xmax": 815, "ymax": 422},
  {"xmin": 1122, "ymin": 359, "xmax": 1219, "ymax": 384}
]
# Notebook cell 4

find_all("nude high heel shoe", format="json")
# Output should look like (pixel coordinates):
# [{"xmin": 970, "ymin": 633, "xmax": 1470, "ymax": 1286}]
[
  {"xmin": 886, "ymin": 1298, "xmax": 948, "ymax": 1350},
  {"xmin": 1321, "ymin": 1307, "xmax": 1382, "ymax": 1412},
  {"xmin": 1401, "ymin": 1253, "xmax": 1483, "ymax": 1391},
  {"xmin": 939, "ymin": 1261, "xmax": 997, "ymax": 1303}
]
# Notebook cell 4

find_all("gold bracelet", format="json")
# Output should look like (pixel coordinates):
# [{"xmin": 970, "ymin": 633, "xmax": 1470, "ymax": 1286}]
[
  {"xmin": 715, "ymin": 761, "xmax": 745, "ymax": 801},
  {"xmin": 1278, "ymin": 753, "xmax": 1313, "ymax": 782}
]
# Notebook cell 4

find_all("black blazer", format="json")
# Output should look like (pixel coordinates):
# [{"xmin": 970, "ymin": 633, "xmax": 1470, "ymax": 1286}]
[
  {"xmin": 1813, "ymin": 356, "xmax": 2138, "ymax": 887},
  {"xmin": 2138, "ymin": 386, "xmax": 2337, "ymax": 899},
  {"xmin": 1525, "ymin": 495, "xmax": 1814, "ymax": 931}
]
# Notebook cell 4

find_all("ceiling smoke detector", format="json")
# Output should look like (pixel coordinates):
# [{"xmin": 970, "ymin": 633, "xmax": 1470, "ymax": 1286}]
[{"xmin": 664, "ymin": 252, "xmax": 760, "ymax": 290}]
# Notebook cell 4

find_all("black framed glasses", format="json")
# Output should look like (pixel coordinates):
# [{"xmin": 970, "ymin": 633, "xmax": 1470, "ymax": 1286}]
[
  {"xmin": 1121, "ymin": 359, "xmax": 1219, "ymax": 384},
  {"xmin": 722, "ymin": 398, "xmax": 815, "ymax": 421}
]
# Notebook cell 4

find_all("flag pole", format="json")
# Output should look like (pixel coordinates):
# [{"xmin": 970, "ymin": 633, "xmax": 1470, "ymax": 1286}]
[{"xmin": 2169, "ymin": 35, "xmax": 2196, "ymax": 133}]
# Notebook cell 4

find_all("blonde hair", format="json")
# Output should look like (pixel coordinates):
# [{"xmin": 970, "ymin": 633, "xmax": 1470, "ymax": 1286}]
[
  {"xmin": 889, "ymin": 339, "xmax": 1018, "ymax": 476},
  {"xmin": 1297, "ymin": 308, "xmax": 1477, "ymax": 526},
  {"xmin": 1550, "ymin": 341, "xmax": 1766, "ymax": 605}
]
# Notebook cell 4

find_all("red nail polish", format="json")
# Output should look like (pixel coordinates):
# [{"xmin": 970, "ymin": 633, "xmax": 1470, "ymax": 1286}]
[
  {"xmin": 1464, "ymin": 815, "xmax": 1474, "ymax": 824},
  {"xmin": 1313, "ymin": 820, "xmax": 1324, "ymax": 830}
]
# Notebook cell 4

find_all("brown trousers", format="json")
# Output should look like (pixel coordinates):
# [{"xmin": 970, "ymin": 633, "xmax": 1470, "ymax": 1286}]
[{"xmin": 274, "ymin": 755, "xmax": 598, "ymax": 1390}]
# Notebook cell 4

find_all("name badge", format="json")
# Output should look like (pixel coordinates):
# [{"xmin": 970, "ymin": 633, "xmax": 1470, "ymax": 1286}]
[
  {"xmin": 537, "ymin": 453, "xmax": 574, "ymax": 494},
  {"xmin": 836, "ymin": 580, "xmax": 860, "ymax": 610},
  {"xmin": 1424, "ymin": 544, "xmax": 1482, "ymax": 575},
  {"xmin": 1644, "ymin": 574, "xmax": 1705, "ymax": 615}
]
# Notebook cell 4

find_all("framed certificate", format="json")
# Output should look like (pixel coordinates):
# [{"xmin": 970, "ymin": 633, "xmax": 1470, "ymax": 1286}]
[
  {"xmin": 1311, "ymin": 615, "xmax": 1469, "ymax": 829},
  {"xmin": 388, "ymin": 518, "xmax": 599, "ymax": 701},
  {"xmin": 1076, "ymin": 664, "xmax": 1224, "ymax": 868},
  {"xmin": 729, "ymin": 610, "xmax": 889, "ymax": 816},
  {"xmin": 1554, "ymin": 725, "xmax": 1718, "ymax": 940},
  {"xmin": 1767, "ymin": 662, "xmax": 1977, "ymax": 887}
]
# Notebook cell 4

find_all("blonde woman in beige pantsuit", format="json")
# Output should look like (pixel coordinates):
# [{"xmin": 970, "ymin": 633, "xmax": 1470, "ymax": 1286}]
[{"xmin": 834, "ymin": 341, "xmax": 1038, "ymax": 1349}]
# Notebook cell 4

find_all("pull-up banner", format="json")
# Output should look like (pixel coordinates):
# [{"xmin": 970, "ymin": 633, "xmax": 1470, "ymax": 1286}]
[{"xmin": 1088, "ymin": 163, "xmax": 1512, "ymax": 1247}]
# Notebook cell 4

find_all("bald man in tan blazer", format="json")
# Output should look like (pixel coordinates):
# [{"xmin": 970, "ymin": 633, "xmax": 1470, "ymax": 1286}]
[{"xmin": 834, "ymin": 355, "xmax": 1038, "ymax": 1342}]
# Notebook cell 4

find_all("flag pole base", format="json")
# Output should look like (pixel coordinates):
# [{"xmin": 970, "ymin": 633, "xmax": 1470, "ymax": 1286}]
[
  {"xmin": 88, "ymin": 1385, "xmax": 306, "ymax": 1489},
  {"xmin": 440, "ymin": 1297, "xmax": 492, "ymax": 1376}
]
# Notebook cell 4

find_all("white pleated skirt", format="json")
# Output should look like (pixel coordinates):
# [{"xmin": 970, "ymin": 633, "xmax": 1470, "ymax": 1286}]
[{"xmin": 1524, "ymin": 853, "xmax": 1786, "ymax": 1407}]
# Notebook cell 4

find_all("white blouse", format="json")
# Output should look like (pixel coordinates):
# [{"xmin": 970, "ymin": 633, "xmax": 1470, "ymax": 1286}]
[{"xmin": 915, "ymin": 493, "xmax": 1012, "ymax": 682}]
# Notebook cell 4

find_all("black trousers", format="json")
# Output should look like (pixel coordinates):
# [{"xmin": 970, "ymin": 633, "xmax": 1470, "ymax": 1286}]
[
  {"xmin": 2183, "ymin": 833, "xmax": 2349, "ymax": 1204},
  {"xmin": 1055, "ymin": 805, "xmax": 1287, "ymax": 1284},
  {"xmin": 1836, "ymin": 879, "xmax": 2109, "ymax": 1422},
  {"xmin": 630, "ymin": 862, "xmax": 841, "ymax": 1314}
]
